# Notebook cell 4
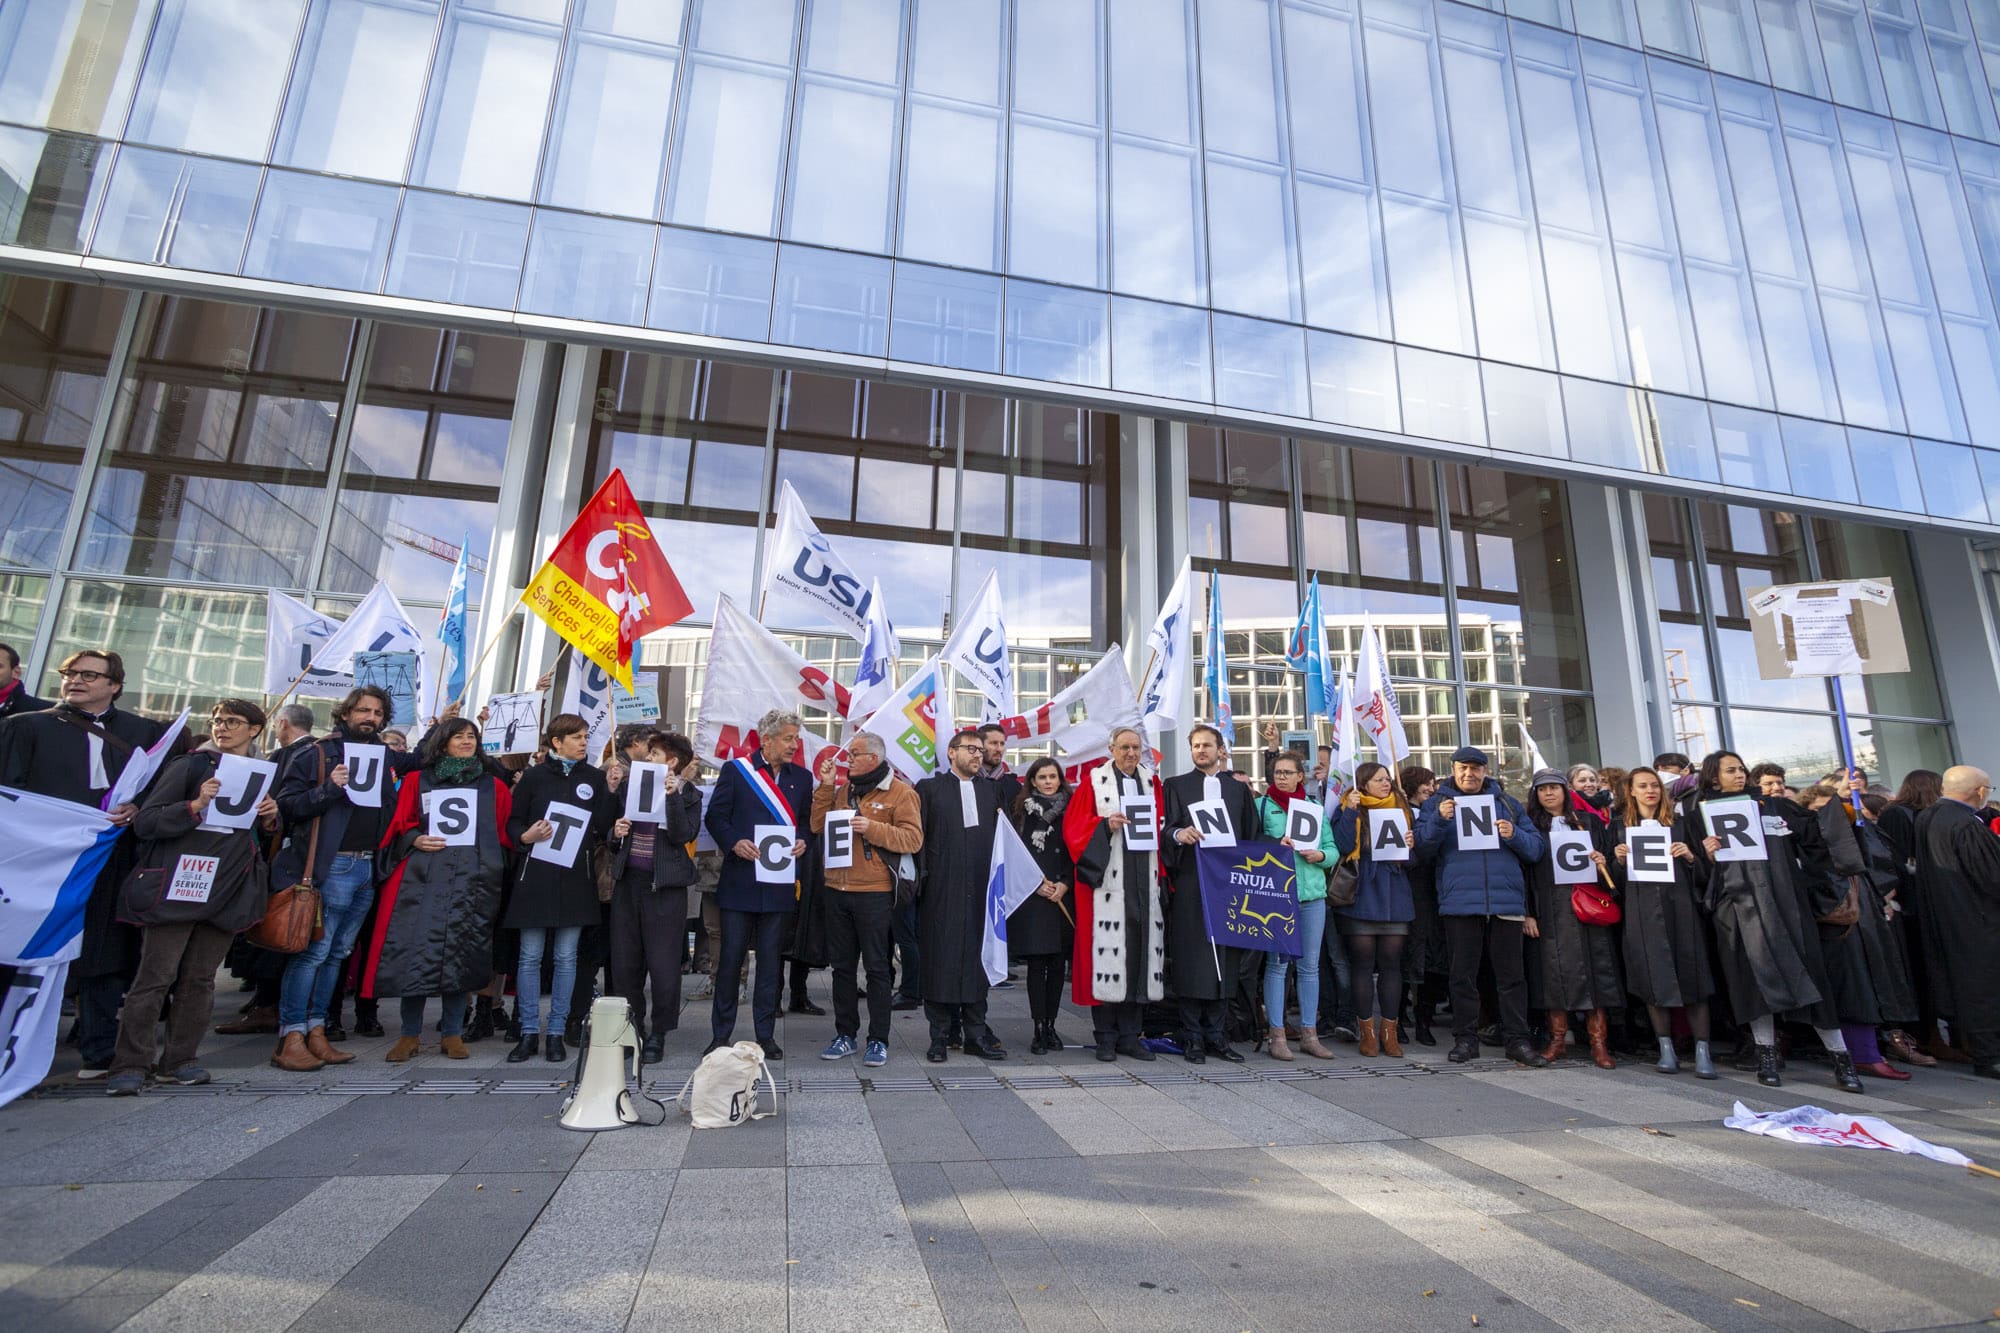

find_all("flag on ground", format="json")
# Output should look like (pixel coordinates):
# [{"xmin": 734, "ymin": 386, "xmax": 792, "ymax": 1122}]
[
  {"xmin": 982, "ymin": 817, "xmax": 1047, "ymax": 984},
  {"xmin": 1203, "ymin": 569, "xmax": 1234, "ymax": 745},
  {"xmin": 941, "ymin": 569, "xmax": 1014, "ymax": 722},
  {"xmin": 859, "ymin": 656, "xmax": 942, "ymax": 783},
  {"xmin": 439, "ymin": 531, "xmax": 471, "ymax": 703},
  {"xmin": 1353, "ymin": 614, "xmax": 1412, "ymax": 764},
  {"xmin": 1138, "ymin": 557, "xmax": 1193, "ymax": 750},
  {"xmin": 1723, "ymin": 1101, "xmax": 1973, "ymax": 1167},
  {"xmin": 522, "ymin": 468, "xmax": 692, "ymax": 691},
  {"xmin": 0, "ymin": 787, "xmax": 122, "ymax": 966}
]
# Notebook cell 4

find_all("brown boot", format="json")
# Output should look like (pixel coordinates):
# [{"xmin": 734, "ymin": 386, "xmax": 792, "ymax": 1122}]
[
  {"xmin": 1586, "ymin": 1010, "xmax": 1615, "ymax": 1069},
  {"xmin": 385, "ymin": 1036, "xmax": 421, "ymax": 1063},
  {"xmin": 1297, "ymin": 1027, "xmax": 1334, "ymax": 1059},
  {"xmin": 1539, "ymin": 1010, "xmax": 1570, "ymax": 1064},
  {"xmin": 216, "ymin": 1005, "xmax": 278, "ymax": 1035},
  {"xmin": 1357, "ymin": 1017, "xmax": 1380, "ymax": 1058},
  {"xmin": 270, "ymin": 1033, "xmax": 324, "ymax": 1073},
  {"xmin": 1267, "ymin": 1027, "xmax": 1294, "ymax": 1061},
  {"xmin": 1379, "ymin": 1019, "xmax": 1403, "ymax": 1058},
  {"xmin": 305, "ymin": 1026, "xmax": 355, "ymax": 1065},
  {"xmin": 439, "ymin": 1035, "xmax": 470, "ymax": 1060}
]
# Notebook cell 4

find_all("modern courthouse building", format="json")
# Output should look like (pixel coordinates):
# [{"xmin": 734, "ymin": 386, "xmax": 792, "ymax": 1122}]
[{"xmin": 3, "ymin": 0, "xmax": 2000, "ymax": 782}]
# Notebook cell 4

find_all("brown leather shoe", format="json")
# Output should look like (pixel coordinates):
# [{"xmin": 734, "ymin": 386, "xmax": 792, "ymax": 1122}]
[
  {"xmin": 1540, "ymin": 1010, "xmax": 1570, "ymax": 1064},
  {"xmin": 1356, "ymin": 1016, "xmax": 1380, "ymax": 1058},
  {"xmin": 1266, "ymin": 1026, "xmax": 1293, "ymax": 1061},
  {"xmin": 1924, "ymin": 1035, "xmax": 1971, "ymax": 1064},
  {"xmin": 1585, "ymin": 1009, "xmax": 1616, "ymax": 1069},
  {"xmin": 1297, "ymin": 1027, "xmax": 1334, "ymax": 1059},
  {"xmin": 439, "ymin": 1036, "xmax": 470, "ymax": 1060},
  {"xmin": 1883, "ymin": 1029, "xmax": 1937, "ymax": 1066},
  {"xmin": 1379, "ymin": 1019, "xmax": 1404, "ymax": 1059},
  {"xmin": 270, "ymin": 1033, "xmax": 324, "ymax": 1073},
  {"xmin": 216, "ymin": 1005, "xmax": 278, "ymax": 1035},
  {"xmin": 385, "ymin": 1036, "xmax": 421, "ymax": 1063},
  {"xmin": 306, "ymin": 1026, "xmax": 355, "ymax": 1065}
]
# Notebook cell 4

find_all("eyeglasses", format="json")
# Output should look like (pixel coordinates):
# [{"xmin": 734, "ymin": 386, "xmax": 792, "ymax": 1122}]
[
  {"xmin": 949, "ymin": 742, "xmax": 980, "ymax": 753},
  {"xmin": 208, "ymin": 716, "xmax": 253, "ymax": 731},
  {"xmin": 59, "ymin": 668, "xmax": 111, "ymax": 683}
]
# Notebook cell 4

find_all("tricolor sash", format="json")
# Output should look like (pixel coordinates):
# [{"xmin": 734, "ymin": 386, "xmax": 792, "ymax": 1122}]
[{"xmin": 733, "ymin": 757, "xmax": 796, "ymax": 826}]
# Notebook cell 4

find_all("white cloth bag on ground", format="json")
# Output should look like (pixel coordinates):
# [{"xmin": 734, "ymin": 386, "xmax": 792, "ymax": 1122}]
[{"xmin": 675, "ymin": 1041, "xmax": 780, "ymax": 1128}]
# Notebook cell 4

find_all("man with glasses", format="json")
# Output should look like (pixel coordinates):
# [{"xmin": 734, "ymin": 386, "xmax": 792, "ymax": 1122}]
[
  {"xmin": 0, "ymin": 651, "xmax": 174, "ymax": 1078},
  {"xmin": 0, "ymin": 641, "xmax": 49, "ymax": 718},
  {"xmin": 913, "ymin": 729, "xmax": 1010, "ymax": 1063},
  {"xmin": 1915, "ymin": 766, "xmax": 2000, "ymax": 1078},
  {"xmin": 1063, "ymin": 727, "xmax": 1168, "ymax": 1062}
]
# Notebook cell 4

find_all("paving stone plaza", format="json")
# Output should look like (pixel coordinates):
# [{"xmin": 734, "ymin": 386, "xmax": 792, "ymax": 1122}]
[{"xmin": 2, "ymin": 976, "xmax": 1996, "ymax": 1332}]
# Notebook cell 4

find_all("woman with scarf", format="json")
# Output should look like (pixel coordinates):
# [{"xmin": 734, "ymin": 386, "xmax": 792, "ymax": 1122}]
[
  {"xmin": 1524, "ymin": 769, "xmax": 1624, "ymax": 1068},
  {"xmin": 1684, "ymin": 750, "xmax": 1863, "ymax": 1093},
  {"xmin": 359, "ymin": 717, "xmax": 514, "ymax": 1062},
  {"xmin": 1255, "ymin": 751, "xmax": 1338, "ymax": 1059},
  {"xmin": 1326, "ymin": 760, "xmax": 1416, "ymax": 1058},
  {"xmin": 1011, "ymin": 758, "xmax": 1077, "ymax": 1054},
  {"xmin": 504, "ymin": 712, "xmax": 616, "ymax": 1064},
  {"xmin": 1611, "ymin": 766, "xmax": 1717, "ymax": 1077}
]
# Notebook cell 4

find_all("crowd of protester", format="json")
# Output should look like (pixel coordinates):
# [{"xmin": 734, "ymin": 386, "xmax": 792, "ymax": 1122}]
[{"xmin": 0, "ymin": 639, "xmax": 1994, "ymax": 1097}]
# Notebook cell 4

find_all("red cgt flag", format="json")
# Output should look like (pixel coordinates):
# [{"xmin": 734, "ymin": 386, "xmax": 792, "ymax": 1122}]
[{"xmin": 521, "ymin": 470, "xmax": 692, "ymax": 689}]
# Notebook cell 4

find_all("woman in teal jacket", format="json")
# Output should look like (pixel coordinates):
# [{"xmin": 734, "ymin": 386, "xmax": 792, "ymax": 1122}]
[{"xmin": 1256, "ymin": 750, "xmax": 1341, "ymax": 1060}]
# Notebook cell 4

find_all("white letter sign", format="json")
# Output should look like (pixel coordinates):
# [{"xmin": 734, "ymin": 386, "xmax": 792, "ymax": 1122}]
[
  {"xmin": 623, "ymin": 762, "xmax": 670, "ymax": 823},
  {"xmin": 343, "ymin": 742, "xmax": 386, "ymax": 808},
  {"xmin": 1285, "ymin": 801, "xmax": 1325, "ymax": 855},
  {"xmin": 1704, "ymin": 797, "xmax": 1768, "ymax": 862},
  {"xmin": 424, "ymin": 789, "xmax": 478, "ymax": 846},
  {"xmin": 201, "ymin": 754, "xmax": 277, "ymax": 832},
  {"xmin": 823, "ymin": 807, "xmax": 855, "ymax": 869},
  {"xmin": 1549, "ymin": 827, "xmax": 1597, "ymax": 885},
  {"xmin": 1624, "ymin": 825, "xmax": 1675, "ymax": 882},
  {"xmin": 530, "ymin": 801, "xmax": 592, "ymax": 867},
  {"xmin": 1119, "ymin": 795, "xmax": 1158, "ymax": 851},
  {"xmin": 1453, "ymin": 793, "xmax": 1498, "ymax": 850},
  {"xmin": 754, "ymin": 823, "xmax": 798, "ymax": 883},
  {"xmin": 1188, "ymin": 797, "xmax": 1235, "ymax": 847},
  {"xmin": 1369, "ymin": 807, "xmax": 1411, "ymax": 862}
]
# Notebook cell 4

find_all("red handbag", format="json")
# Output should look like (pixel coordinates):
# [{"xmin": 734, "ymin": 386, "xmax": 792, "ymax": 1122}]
[{"xmin": 1570, "ymin": 884, "xmax": 1621, "ymax": 927}]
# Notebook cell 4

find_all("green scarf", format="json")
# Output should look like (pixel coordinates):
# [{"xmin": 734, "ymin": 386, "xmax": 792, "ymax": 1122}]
[{"xmin": 429, "ymin": 756, "xmax": 484, "ymax": 786}]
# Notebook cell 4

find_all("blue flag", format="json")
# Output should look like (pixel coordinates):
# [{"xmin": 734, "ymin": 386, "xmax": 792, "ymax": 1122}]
[
  {"xmin": 1203, "ymin": 569, "xmax": 1234, "ymax": 744},
  {"xmin": 439, "ymin": 531, "xmax": 471, "ymax": 703},
  {"xmin": 0, "ymin": 787, "xmax": 124, "ymax": 965},
  {"xmin": 1193, "ymin": 845, "xmax": 1302, "ymax": 957},
  {"xmin": 1284, "ymin": 578, "xmax": 1334, "ymax": 724}
]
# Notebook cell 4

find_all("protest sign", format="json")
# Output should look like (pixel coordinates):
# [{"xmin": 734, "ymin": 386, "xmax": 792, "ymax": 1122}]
[
  {"xmin": 1704, "ymin": 797, "xmax": 1767, "ymax": 862},
  {"xmin": 354, "ymin": 650, "xmax": 419, "ymax": 726},
  {"xmin": 1369, "ymin": 807, "xmax": 1411, "ymax": 861},
  {"xmin": 1120, "ymin": 795, "xmax": 1158, "ymax": 851},
  {"xmin": 623, "ymin": 762, "xmax": 671, "ymax": 823},
  {"xmin": 343, "ymin": 743, "xmax": 387, "ymax": 808},
  {"xmin": 823, "ymin": 808, "xmax": 855, "ymax": 869},
  {"xmin": 1624, "ymin": 825, "xmax": 1676, "ymax": 882},
  {"xmin": 754, "ymin": 824, "xmax": 797, "ymax": 884},
  {"xmin": 201, "ymin": 754, "xmax": 277, "ymax": 832},
  {"xmin": 1549, "ymin": 827, "xmax": 1598, "ymax": 885},
  {"xmin": 1453, "ymin": 794, "xmax": 1499, "ymax": 850},
  {"xmin": 530, "ymin": 801, "xmax": 592, "ymax": 867},
  {"xmin": 424, "ymin": 789, "xmax": 478, "ymax": 845},
  {"xmin": 1188, "ymin": 797, "xmax": 1235, "ymax": 847},
  {"xmin": 482, "ymin": 692, "xmax": 541, "ymax": 756},
  {"xmin": 1194, "ymin": 846, "xmax": 1301, "ymax": 957}
]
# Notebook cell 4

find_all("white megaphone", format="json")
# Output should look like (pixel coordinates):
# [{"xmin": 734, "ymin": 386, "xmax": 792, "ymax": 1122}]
[{"xmin": 559, "ymin": 995, "xmax": 643, "ymax": 1131}]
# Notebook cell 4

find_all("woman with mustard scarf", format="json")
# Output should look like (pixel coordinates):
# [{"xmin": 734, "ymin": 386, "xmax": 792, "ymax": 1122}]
[{"xmin": 1329, "ymin": 762, "xmax": 1417, "ymax": 1056}]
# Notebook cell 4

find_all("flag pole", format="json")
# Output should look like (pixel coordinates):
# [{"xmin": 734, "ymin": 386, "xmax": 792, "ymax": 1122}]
[{"xmin": 453, "ymin": 600, "xmax": 521, "ymax": 707}]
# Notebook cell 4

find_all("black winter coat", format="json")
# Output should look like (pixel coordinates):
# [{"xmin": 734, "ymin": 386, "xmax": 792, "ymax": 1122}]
[
  {"xmin": 1685, "ymin": 791, "xmax": 1837, "ymax": 1027},
  {"xmin": 1009, "ymin": 791, "xmax": 1076, "ymax": 960},
  {"xmin": 1610, "ymin": 812, "xmax": 1714, "ymax": 1008},
  {"xmin": 125, "ymin": 749, "xmax": 272, "ymax": 933},
  {"xmin": 504, "ymin": 759, "xmax": 615, "ymax": 929},
  {"xmin": 609, "ymin": 781, "xmax": 703, "ymax": 889},
  {"xmin": 1528, "ymin": 813, "xmax": 1624, "ymax": 1011},
  {"xmin": 271, "ymin": 729, "xmax": 421, "ymax": 888},
  {"xmin": 362, "ymin": 768, "xmax": 512, "ymax": 999}
]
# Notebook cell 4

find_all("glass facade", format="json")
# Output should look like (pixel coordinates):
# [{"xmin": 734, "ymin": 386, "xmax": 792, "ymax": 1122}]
[{"xmin": 0, "ymin": 4, "xmax": 1992, "ymax": 781}]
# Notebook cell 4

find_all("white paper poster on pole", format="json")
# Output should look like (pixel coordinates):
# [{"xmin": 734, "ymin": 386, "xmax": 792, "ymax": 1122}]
[
  {"xmin": 623, "ymin": 762, "xmax": 671, "ymax": 823},
  {"xmin": 530, "ymin": 801, "xmax": 592, "ymax": 867},
  {"xmin": 201, "ymin": 754, "xmax": 278, "ymax": 832},
  {"xmin": 343, "ymin": 743, "xmax": 387, "ymax": 808},
  {"xmin": 1369, "ymin": 807, "xmax": 1411, "ymax": 861},
  {"xmin": 482, "ymin": 693, "xmax": 541, "ymax": 755},
  {"xmin": 1188, "ymin": 797, "xmax": 1235, "ymax": 847},
  {"xmin": 1285, "ymin": 801, "xmax": 1325, "ymax": 854},
  {"xmin": 753, "ymin": 823, "xmax": 798, "ymax": 883},
  {"xmin": 1548, "ymin": 827, "xmax": 1598, "ymax": 885},
  {"xmin": 1623, "ymin": 826, "xmax": 1676, "ymax": 882},
  {"xmin": 1703, "ymin": 797, "xmax": 1768, "ymax": 862},
  {"xmin": 822, "ymin": 808, "xmax": 855, "ymax": 869},
  {"xmin": 424, "ymin": 789, "xmax": 478, "ymax": 846},
  {"xmin": 1453, "ymin": 794, "xmax": 1499, "ymax": 850},
  {"xmin": 1119, "ymin": 795, "xmax": 1158, "ymax": 851}
]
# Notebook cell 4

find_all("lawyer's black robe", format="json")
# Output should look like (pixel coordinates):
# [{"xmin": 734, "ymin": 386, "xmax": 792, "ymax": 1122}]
[
  {"xmin": 914, "ymin": 773, "xmax": 1006, "ymax": 1006},
  {"xmin": 1161, "ymin": 770, "xmax": 1264, "ymax": 1001},
  {"xmin": 1914, "ymin": 799, "xmax": 2000, "ymax": 1052}
]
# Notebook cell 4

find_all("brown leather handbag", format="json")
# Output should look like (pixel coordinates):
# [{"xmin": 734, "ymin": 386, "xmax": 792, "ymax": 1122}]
[
  {"xmin": 1816, "ymin": 876, "xmax": 1862, "ymax": 929},
  {"xmin": 246, "ymin": 749, "xmax": 326, "ymax": 954}
]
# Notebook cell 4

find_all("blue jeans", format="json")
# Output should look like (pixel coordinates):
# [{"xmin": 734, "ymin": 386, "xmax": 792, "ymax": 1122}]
[
  {"xmin": 279, "ymin": 852, "xmax": 375, "ymax": 1037},
  {"xmin": 516, "ymin": 926, "xmax": 582, "ymax": 1035},
  {"xmin": 1266, "ymin": 898, "xmax": 1327, "ymax": 1028},
  {"xmin": 401, "ymin": 993, "xmax": 469, "ymax": 1038}
]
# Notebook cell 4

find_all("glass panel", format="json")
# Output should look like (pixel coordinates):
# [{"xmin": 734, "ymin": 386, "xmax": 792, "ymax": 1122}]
[
  {"xmin": 1844, "ymin": 428, "xmax": 1921, "ymax": 512},
  {"xmin": 91, "ymin": 148, "xmax": 259, "ymax": 273},
  {"xmin": 1711, "ymin": 403, "xmax": 1788, "ymax": 489},
  {"xmin": 1918, "ymin": 0, "xmax": 1998, "ymax": 138},
  {"xmin": 518, "ymin": 211, "xmax": 653, "ymax": 325},
  {"xmin": 785, "ymin": 81, "xmax": 897, "ymax": 251},
  {"xmin": 1110, "ymin": 143, "xmax": 1204, "ymax": 305},
  {"xmin": 0, "ymin": 128, "xmax": 117, "ymax": 255},
  {"xmin": 1814, "ymin": 0, "xmax": 1890, "ymax": 109},
  {"xmin": 1913, "ymin": 436, "xmax": 1991, "ymax": 521},
  {"xmin": 1756, "ymin": 0, "xmax": 1830, "ymax": 95},
  {"xmin": 411, "ymin": 9, "xmax": 561, "ymax": 199},
  {"xmin": 911, "ymin": 0, "xmax": 1002, "ymax": 104},
  {"xmin": 579, "ymin": 0, "xmax": 687, "ymax": 43},
  {"xmin": 0, "ymin": 278, "xmax": 121, "ymax": 570},
  {"xmin": 1978, "ymin": 447, "xmax": 2000, "ymax": 522},
  {"xmin": 1812, "ymin": 515, "xmax": 1944, "ymax": 719},
  {"xmin": 276, "ymin": 0, "xmax": 440, "ymax": 180},
  {"xmin": 1494, "ymin": 690, "xmax": 1599, "ymax": 790},
  {"xmin": 1204, "ymin": 160, "xmax": 1297, "ymax": 320},
  {"xmin": 804, "ymin": 0, "xmax": 900, "ymax": 83},
  {"xmin": 243, "ymin": 171, "xmax": 399, "ymax": 292},
  {"xmin": 1009, "ymin": 123, "xmax": 1102, "ymax": 287},
  {"xmin": 542, "ymin": 33, "xmax": 677, "ymax": 216},
  {"xmin": 1298, "ymin": 441, "xmax": 1444, "ymax": 620},
  {"xmin": 1648, "ymin": 390, "xmax": 1721, "ymax": 480},
  {"xmin": 1111, "ymin": 0, "xmax": 1195, "ymax": 144},
  {"xmin": 325, "ymin": 492, "xmax": 496, "ymax": 605},
  {"xmin": 649, "ymin": 228, "xmax": 775, "ymax": 342},
  {"xmin": 126, "ymin": 0, "xmax": 305, "ymax": 157},
  {"xmin": 0, "ymin": 0, "xmax": 157, "ymax": 137},
  {"xmin": 1778, "ymin": 414, "xmax": 1858, "ymax": 502},
  {"xmin": 693, "ymin": 0, "xmax": 795, "ymax": 62},
  {"xmin": 1445, "ymin": 464, "xmax": 1587, "ymax": 691},
  {"xmin": 889, "ymin": 264, "xmax": 1002, "ymax": 373},
  {"xmin": 49, "ymin": 579, "xmax": 268, "ymax": 718},
  {"xmin": 1853, "ymin": 718, "xmax": 1953, "ymax": 784},
  {"xmin": 1727, "ymin": 707, "xmax": 1839, "ymax": 773},
  {"xmin": 1695, "ymin": 0, "xmax": 1770, "ymax": 77},
  {"xmin": 1576, "ymin": 0, "xmax": 1640, "ymax": 45},
  {"xmin": 1004, "ymin": 281, "xmax": 1109, "ymax": 388},
  {"xmin": 670, "ymin": 59, "xmax": 791, "ymax": 234},
  {"xmin": 1288, "ymin": 4, "xmax": 1388, "ymax": 339},
  {"xmin": 1643, "ymin": 492, "xmax": 1718, "ymax": 701},
  {"xmin": 900, "ymin": 102, "xmax": 1003, "ymax": 270},
  {"xmin": 0, "ymin": 573, "xmax": 48, "ymax": 662},
  {"xmin": 1306, "ymin": 330, "xmax": 1400, "ymax": 432},
  {"xmin": 1637, "ymin": 0, "xmax": 1704, "ymax": 53},
  {"xmin": 1563, "ymin": 376, "xmax": 1645, "ymax": 469},
  {"xmin": 1110, "ymin": 297, "xmax": 1212, "ymax": 402},
  {"xmin": 1481, "ymin": 362, "xmax": 1567, "ymax": 459},
  {"xmin": 1212, "ymin": 314, "xmax": 1307, "ymax": 416},
  {"xmin": 1898, "ymin": 125, "xmax": 2000, "ymax": 449},
  {"xmin": 1396, "ymin": 346, "xmax": 1485, "ymax": 446},
  {"xmin": 959, "ymin": 404, "xmax": 1110, "ymax": 644},
  {"xmin": 1015, "ymin": 0, "xmax": 1100, "ymax": 124},
  {"xmin": 770, "ymin": 246, "xmax": 890, "ymax": 356},
  {"xmin": 385, "ymin": 190, "xmax": 530, "ymax": 309},
  {"xmin": 1867, "ymin": 0, "xmax": 1945, "ymax": 125},
  {"xmin": 1699, "ymin": 501, "xmax": 1826, "ymax": 708}
]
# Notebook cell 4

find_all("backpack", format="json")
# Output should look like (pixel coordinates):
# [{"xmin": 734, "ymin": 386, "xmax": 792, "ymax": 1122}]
[{"xmin": 674, "ymin": 1041, "xmax": 780, "ymax": 1128}]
